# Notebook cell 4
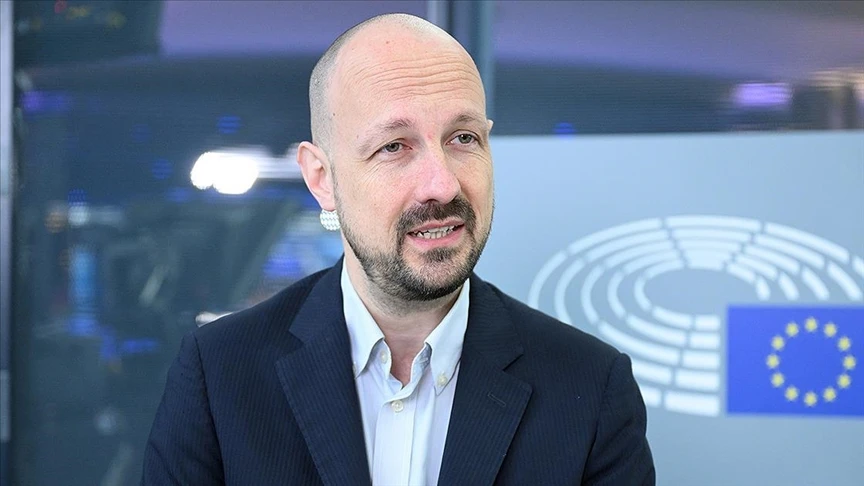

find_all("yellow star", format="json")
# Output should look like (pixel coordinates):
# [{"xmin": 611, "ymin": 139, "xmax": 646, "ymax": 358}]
[
  {"xmin": 838, "ymin": 337, "xmax": 852, "ymax": 352},
  {"xmin": 805, "ymin": 317, "xmax": 818, "ymax": 332},
  {"xmin": 771, "ymin": 335, "xmax": 785, "ymax": 351},
  {"xmin": 786, "ymin": 322, "xmax": 799, "ymax": 337},
  {"xmin": 766, "ymin": 354, "xmax": 780, "ymax": 369},
  {"xmin": 804, "ymin": 391, "xmax": 818, "ymax": 407},
  {"xmin": 838, "ymin": 374, "xmax": 852, "ymax": 389},
  {"xmin": 844, "ymin": 355, "xmax": 857, "ymax": 370},
  {"xmin": 771, "ymin": 372, "xmax": 785, "ymax": 387},
  {"xmin": 824, "ymin": 322, "xmax": 837, "ymax": 338},
  {"xmin": 823, "ymin": 387, "xmax": 837, "ymax": 402},
  {"xmin": 785, "ymin": 386, "xmax": 799, "ymax": 401}
]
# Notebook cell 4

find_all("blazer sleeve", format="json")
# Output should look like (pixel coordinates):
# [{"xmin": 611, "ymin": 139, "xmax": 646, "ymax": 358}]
[
  {"xmin": 141, "ymin": 333, "xmax": 225, "ymax": 485},
  {"xmin": 582, "ymin": 352, "xmax": 656, "ymax": 486}
]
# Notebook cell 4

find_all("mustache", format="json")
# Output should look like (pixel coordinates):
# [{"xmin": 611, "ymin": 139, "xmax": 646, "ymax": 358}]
[{"xmin": 396, "ymin": 197, "xmax": 476, "ymax": 235}]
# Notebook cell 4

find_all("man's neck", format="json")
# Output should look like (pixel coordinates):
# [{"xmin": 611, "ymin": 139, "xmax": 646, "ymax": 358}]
[{"xmin": 344, "ymin": 257, "xmax": 461, "ymax": 384}]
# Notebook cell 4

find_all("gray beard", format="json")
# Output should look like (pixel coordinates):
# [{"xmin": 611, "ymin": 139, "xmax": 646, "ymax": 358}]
[
  {"xmin": 338, "ymin": 198, "xmax": 490, "ymax": 302},
  {"xmin": 342, "ymin": 220, "xmax": 487, "ymax": 302}
]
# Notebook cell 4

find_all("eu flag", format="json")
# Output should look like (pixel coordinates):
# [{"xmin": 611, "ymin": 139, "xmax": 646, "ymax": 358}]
[{"xmin": 727, "ymin": 306, "xmax": 863, "ymax": 417}]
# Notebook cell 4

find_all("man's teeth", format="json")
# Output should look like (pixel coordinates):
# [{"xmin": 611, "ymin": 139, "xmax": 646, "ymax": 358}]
[{"xmin": 413, "ymin": 226, "xmax": 456, "ymax": 239}]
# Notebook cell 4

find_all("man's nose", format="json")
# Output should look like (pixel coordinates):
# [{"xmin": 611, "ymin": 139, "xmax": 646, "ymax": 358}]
[{"xmin": 414, "ymin": 146, "xmax": 461, "ymax": 205}]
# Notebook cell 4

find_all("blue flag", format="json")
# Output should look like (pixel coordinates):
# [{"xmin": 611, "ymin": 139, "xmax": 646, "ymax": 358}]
[{"xmin": 727, "ymin": 306, "xmax": 863, "ymax": 417}]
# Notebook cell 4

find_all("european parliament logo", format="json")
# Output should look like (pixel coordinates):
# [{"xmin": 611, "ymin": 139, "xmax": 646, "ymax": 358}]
[
  {"xmin": 528, "ymin": 215, "xmax": 864, "ymax": 417},
  {"xmin": 727, "ymin": 306, "xmax": 862, "ymax": 417}
]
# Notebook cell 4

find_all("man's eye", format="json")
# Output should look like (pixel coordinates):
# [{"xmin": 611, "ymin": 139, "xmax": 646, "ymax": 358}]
[
  {"xmin": 381, "ymin": 142, "xmax": 403, "ymax": 153},
  {"xmin": 454, "ymin": 133, "xmax": 476, "ymax": 145}
]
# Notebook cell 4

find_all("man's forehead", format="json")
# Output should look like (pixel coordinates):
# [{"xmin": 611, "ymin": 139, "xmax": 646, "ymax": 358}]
[{"xmin": 340, "ymin": 75, "xmax": 487, "ymax": 139}]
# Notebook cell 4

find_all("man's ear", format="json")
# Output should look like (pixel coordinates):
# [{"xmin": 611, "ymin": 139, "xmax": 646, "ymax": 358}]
[
  {"xmin": 296, "ymin": 141, "xmax": 336, "ymax": 211},
  {"xmin": 487, "ymin": 119, "xmax": 494, "ymax": 132}
]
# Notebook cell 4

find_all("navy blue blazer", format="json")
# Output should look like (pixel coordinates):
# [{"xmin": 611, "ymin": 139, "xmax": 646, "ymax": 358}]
[{"xmin": 143, "ymin": 263, "xmax": 655, "ymax": 485}]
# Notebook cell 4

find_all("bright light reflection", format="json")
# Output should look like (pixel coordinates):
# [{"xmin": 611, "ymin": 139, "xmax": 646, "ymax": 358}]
[
  {"xmin": 732, "ymin": 83, "xmax": 791, "ymax": 108},
  {"xmin": 190, "ymin": 149, "xmax": 261, "ymax": 195}
]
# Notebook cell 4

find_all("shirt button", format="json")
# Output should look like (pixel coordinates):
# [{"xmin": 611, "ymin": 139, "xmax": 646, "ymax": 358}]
[
  {"xmin": 379, "ymin": 351, "xmax": 389, "ymax": 363},
  {"xmin": 391, "ymin": 400, "xmax": 404, "ymax": 413},
  {"xmin": 437, "ymin": 374, "xmax": 448, "ymax": 387}
]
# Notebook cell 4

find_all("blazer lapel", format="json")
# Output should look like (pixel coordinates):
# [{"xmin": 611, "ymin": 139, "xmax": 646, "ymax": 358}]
[
  {"xmin": 274, "ymin": 264, "xmax": 372, "ymax": 486},
  {"xmin": 438, "ymin": 276, "xmax": 533, "ymax": 486}
]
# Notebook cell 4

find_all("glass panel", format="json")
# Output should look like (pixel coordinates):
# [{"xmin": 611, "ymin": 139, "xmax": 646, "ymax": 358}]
[{"xmin": 11, "ymin": 1, "xmax": 426, "ymax": 484}]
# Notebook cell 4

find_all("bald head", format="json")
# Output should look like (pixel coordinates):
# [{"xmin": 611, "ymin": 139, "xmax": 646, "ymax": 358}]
[{"xmin": 309, "ymin": 13, "xmax": 481, "ymax": 155}]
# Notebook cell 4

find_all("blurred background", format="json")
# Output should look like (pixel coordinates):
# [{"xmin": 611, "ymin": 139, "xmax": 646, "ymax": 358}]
[{"xmin": 0, "ymin": 1, "xmax": 862, "ymax": 485}]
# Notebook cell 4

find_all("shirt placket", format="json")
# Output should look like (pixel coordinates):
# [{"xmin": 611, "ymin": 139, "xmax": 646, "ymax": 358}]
[{"xmin": 371, "ymin": 345, "xmax": 429, "ymax": 486}]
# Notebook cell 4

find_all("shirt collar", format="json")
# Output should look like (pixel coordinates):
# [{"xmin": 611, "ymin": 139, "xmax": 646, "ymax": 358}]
[
  {"xmin": 341, "ymin": 262, "xmax": 470, "ymax": 393},
  {"xmin": 341, "ymin": 263, "xmax": 385, "ymax": 378}
]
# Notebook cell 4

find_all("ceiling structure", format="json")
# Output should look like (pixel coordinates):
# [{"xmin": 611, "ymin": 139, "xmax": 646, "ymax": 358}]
[{"xmin": 158, "ymin": 0, "xmax": 864, "ymax": 83}]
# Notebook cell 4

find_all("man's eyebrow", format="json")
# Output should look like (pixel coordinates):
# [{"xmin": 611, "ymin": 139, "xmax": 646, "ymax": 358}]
[
  {"xmin": 451, "ymin": 112, "xmax": 488, "ymax": 129},
  {"xmin": 357, "ymin": 118, "xmax": 414, "ymax": 155}
]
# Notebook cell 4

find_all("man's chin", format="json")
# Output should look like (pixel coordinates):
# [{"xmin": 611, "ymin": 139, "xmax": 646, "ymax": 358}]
[{"xmin": 403, "ymin": 260, "xmax": 472, "ymax": 299}]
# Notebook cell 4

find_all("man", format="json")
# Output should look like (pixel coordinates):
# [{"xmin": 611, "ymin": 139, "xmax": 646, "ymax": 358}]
[{"xmin": 143, "ymin": 13, "xmax": 654, "ymax": 486}]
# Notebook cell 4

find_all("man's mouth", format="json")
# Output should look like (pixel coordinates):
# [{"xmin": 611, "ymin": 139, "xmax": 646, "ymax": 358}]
[{"xmin": 408, "ymin": 224, "xmax": 463, "ymax": 240}]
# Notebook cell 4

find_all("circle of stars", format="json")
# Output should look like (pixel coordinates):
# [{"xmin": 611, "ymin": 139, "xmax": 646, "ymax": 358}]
[{"xmin": 766, "ymin": 317, "xmax": 855, "ymax": 408}]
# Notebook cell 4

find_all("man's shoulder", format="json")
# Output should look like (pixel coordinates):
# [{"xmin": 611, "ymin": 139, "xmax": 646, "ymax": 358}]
[{"xmin": 482, "ymin": 280, "xmax": 622, "ymax": 365}]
